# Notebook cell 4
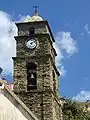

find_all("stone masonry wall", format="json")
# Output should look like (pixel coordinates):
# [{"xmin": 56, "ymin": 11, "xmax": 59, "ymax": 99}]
[
  {"xmin": 16, "ymin": 92, "xmax": 42, "ymax": 120},
  {"xmin": 13, "ymin": 56, "xmax": 53, "ymax": 92},
  {"xmin": 17, "ymin": 22, "xmax": 48, "ymax": 36},
  {"xmin": 52, "ymin": 97, "xmax": 63, "ymax": 120},
  {"xmin": 16, "ymin": 91, "xmax": 59, "ymax": 120},
  {"xmin": 16, "ymin": 35, "xmax": 55, "ymax": 61}
]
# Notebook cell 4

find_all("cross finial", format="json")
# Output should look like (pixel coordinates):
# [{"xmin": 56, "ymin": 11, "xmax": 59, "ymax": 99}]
[{"xmin": 33, "ymin": 6, "xmax": 39, "ymax": 16}]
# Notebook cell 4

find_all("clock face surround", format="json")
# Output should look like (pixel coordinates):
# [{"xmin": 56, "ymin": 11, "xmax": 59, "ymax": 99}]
[{"xmin": 26, "ymin": 38, "xmax": 37, "ymax": 49}]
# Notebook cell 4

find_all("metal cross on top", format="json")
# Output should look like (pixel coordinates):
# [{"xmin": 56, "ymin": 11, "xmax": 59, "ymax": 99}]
[{"xmin": 33, "ymin": 6, "xmax": 39, "ymax": 16}]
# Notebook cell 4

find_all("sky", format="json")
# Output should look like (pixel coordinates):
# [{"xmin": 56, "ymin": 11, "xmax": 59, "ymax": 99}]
[{"xmin": 0, "ymin": 0, "xmax": 90, "ymax": 101}]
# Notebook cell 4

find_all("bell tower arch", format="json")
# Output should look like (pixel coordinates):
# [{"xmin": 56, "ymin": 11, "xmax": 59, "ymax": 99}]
[{"xmin": 26, "ymin": 62, "xmax": 37, "ymax": 90}]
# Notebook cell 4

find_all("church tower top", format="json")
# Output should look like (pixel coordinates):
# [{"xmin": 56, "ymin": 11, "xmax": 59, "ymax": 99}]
[{"xmin": 24, "ymin": 6, "xmax": 43, "ymax": 22}]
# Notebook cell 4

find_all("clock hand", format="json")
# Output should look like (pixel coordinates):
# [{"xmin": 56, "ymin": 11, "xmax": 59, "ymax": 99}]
[{"xmin": 30, "ymin": 41, "xmax": 35, "ymax": 44}]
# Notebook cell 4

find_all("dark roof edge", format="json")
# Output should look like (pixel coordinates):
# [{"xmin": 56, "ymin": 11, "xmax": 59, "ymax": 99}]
[{"xmin": 45, "ymin": 20, "xmax": 55, "ymax": 42}]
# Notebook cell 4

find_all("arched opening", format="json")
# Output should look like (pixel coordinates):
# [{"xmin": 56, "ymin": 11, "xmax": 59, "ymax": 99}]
[{"xmin": 26, "ymin": 62, "xmax": 37, "ymax": 90}]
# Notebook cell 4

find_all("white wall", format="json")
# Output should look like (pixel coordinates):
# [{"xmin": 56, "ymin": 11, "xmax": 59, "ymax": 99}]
[{"xmin": 0, "ymin": 93, "xmax": 27, "ymax": 120}]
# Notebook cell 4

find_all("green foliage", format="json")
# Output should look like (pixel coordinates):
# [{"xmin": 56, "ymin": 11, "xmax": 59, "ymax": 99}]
[{"xmin": 62, "ymin": 99, "xmax": 90, "ymax": 120}]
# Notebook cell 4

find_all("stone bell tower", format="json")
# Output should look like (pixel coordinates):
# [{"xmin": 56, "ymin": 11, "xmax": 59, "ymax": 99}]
[{"xmin": 13, "ymin": 8, "xmax": 62, "ymax": 120}]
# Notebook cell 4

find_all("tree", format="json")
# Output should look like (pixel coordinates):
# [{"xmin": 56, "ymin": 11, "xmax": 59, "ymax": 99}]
[{"xmin": 62, "ymin": 99, "xmax": 90, "ymax": 120}]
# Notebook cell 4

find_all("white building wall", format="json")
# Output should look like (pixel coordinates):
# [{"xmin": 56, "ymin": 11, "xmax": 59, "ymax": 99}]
[{"xmin": 0, "ymin": 93, "xmax": 27, "ymax": 120}]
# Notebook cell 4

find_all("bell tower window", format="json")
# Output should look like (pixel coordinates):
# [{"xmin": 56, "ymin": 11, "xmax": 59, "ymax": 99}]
[
  {"xmin": 29, "ymin": 27, "xmax": 35, "ymax": 35},
  {"xmin": 26, "ymin": 62, "xmax": 37, "ymax": 90}
]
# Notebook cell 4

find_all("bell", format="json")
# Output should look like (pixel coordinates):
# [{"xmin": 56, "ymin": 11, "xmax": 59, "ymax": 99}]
[{"xmin": 30, "ymin": 73, "xmax": 34, "ymax": 79}]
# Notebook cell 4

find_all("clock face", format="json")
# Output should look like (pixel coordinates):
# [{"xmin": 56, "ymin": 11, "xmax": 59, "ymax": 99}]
[{"xmin": 26, "ymin": 38, "xmax": 36, "ymax": 49}]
